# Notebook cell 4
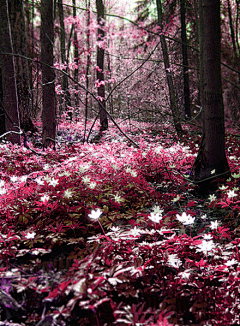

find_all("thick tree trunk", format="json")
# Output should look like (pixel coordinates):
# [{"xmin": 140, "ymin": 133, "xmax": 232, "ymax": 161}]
[
  {"xmin": 0, "ymin": 0, "xmax": 20, "ymax": 144},
  {"xmin": 0, "ymin": 68, "xmax": 5, "ymax": 135},
  {"xmin": 96, "ymin": 0, "xmax": 108, "ymax": 131},
  {"xmin": 192, "ymin": 0, "xmax": 230, "ymax": 185},
  {"xmin": 41, "ymin": 0, "xmax": 56, "ymax": 148},
  {"xmin": 180, "ymin": 0, "xmax": 191, "ymax": 119},
  {"xmin": 8, "ymin": 0, "xmax": 35, "ymax": 133},
  {"xmin": 156, "ymin": 0, "xmax": 182, "ymax": 134}
]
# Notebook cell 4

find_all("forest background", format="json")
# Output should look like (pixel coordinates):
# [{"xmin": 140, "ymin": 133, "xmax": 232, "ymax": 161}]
[{"xmin": 0, "ymin": 0, "xmax": 239, "ymax": 325}]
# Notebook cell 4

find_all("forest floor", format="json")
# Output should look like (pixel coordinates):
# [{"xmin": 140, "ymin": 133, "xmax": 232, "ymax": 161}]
[{"xmin": 0, "ymin": 118, "xmax": 240, "ymax": 325}]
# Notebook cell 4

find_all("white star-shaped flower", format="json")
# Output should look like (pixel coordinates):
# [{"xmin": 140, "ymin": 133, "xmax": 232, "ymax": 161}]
[
  {"xmin": 88, "ymin": 209, "xmax": 102, "ymax": 220},
  {"xmin": 210, "ymin": 220, "xmax": 219, "ymax": 230},
  {"xmin": 196, "ymin": 240, "xmax": 215, "ymax": 254},
  {"xmin": 10, "ymin": 176, "xmax": 18, "ymax": 182},
  {"xmin": 148, "ymin": 212, "xmax": 162, "ymax": 223},
  {"xmin": 64, "ymin": 189, "xmax": 73, "ymax": 199},
  {"xmin": 227, "ymin": 190, "xmax": 237, "ymax": 198},
  {"xmin": 25, "ymin": 232, "xmax": 36, "ymax": 239},
  {"xmin": 209, "ymin": 194, "xmax": 217, "ymax": 202},
  {"xmin": 40, "ymin": 194, "xmax": 50, "ymax": 202},
  {"xmin": 49, "ymin": 178, "xmax": 59, "ymax": 187}
]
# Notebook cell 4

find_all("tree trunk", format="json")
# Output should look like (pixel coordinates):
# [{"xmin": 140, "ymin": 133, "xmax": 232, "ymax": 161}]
[
  {"xmin": 180, "ymin": 0, "xmax": 191, "ymax": 119},
  {"xmin": 192, "ymin": 0, "xmax": 230, "ymax": 186},
  {"xmin": 0, "ymin": 0, "xmax": 20, "ymax": 144},
  {"xmin": 96, "ymin": 0, "xmax": 108, "ymax": 131},
  {"xmin": 156, "ymin": 0, "xmax": 182, "ymax": 134},
  {"xmin": 8, "ymin": 0, "xmax": 35, "ymax": 133},
  {"xmin": 58, "ymin": 0, "xmax": 71, "ymax": 113},
  {"xmin": 84, "ymin": 0, "xmax": 91, "ymax": 142},
  {"xmin": 73, "ymin": 0, "xmax": 79, "ymax": 109},
  {"xmin": 41, "ymin": 0, "xmax": 56, "ymax": 148},
  {"xmin": 0, "ymin": 68, "xmax": 5, "ymax": 135}
]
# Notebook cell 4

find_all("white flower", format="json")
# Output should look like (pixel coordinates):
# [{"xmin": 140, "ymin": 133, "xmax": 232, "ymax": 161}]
[
  {"xmin": 148, "ymin": 212, "xmax": 162, "ymax": 223},
  {"xmin": 43, "ymin": 164, "xmax": 50, "ymax": 170},
  {"xmin": 172, "ymin": 194, "xmax": 181, "ymax": 202},
  {"xmin": 203, "ymin": 234, "xmax": 213, "ymax": 240},
  {"xmin": 88, "ymin": 209, "xmax": 102, "ymax": 220},
  {"xmin": 225, "ymin": 259, "xmax": 238, "ymax": 266},
  {"xmin": 155, "ymin": 145, "xmax": 163, "ymax": 154},
  {"xmin": 89, "ymin": 182, "xmax": 96, "ymax": 189},
  {"xmin": 40, "ymin": 194, "xmax": 50, "ymax": 202},
  {"xmin": 0, "ymin": 180, "xmax": 5, "ymax": 187},
  {"xmin": 152, "ymin": 205, "xmax": 164, "ymax": 215},
  {"xmin": 209, "ymin": 194, "xmax": 217, "ymax": 202},
  {"xmin": 20, "ymin": 175, "xmax": 28, "ymax": 183},
  {"xmin": 176, "ymin": 212, "xmax": 195, "ymax": 225},
  {"xmin": 114, "ymin": 194, "xmax": 123, "ymax": 203},
  {"xmin": 0, "ymin": 188, "xmax": 6, "ymax": 195},
  {"xmin": 129, "ymin": 226, "xmax": 141, "ymax": 237},
  {"xmin": 25, "ymin": 232, "xmax": 36, "ymax": 240},
  {"xmin": 64, "ymin": 189, "xmax": 73, "ymax": 199},
  {"xmin": 219, "ymin": 185, "xmax": 228, "ymax": 190},
  {"xmin": 36, "ymin": 178, "xmax": 44, "ymax": 185},
  {"xmin": 179, "ymin": 270, "xmax": 191, "ymax": 280},
  {"xmin": 196, "ymin": 240, "xmax": 215, "ymax": 254},
  {"xmin": 49, "ymin": 178, "xmax": 59, "ymax": 187},
  {"xmin": 227, "ymin": 190, "xmax": 237, "ymax": 198},
  {"xmin": 211, "ymin": 169, "xmax": 216, "ymax": 174},
  {"xmin": 210, "ymin": 220, "xmax": 219, "ymax": 230},
  {"xmin": 130, "ymin": 171, "xmax": 137, "ymax": 177},
  {"xmin": 82, "ymin": 176, "xmax": 91, "ymax": 184},
  {"xmin": 10, "ymin": 176, "xmax": 18, "ymax": 182},
  {"xmin": 79, "ymin": 163, "xmax": 91, "ymax": 173},
  {"xmin": 167, "ymin": 254, "xmax": 182, "ymax": 268},
  {"xmin": 110, "ymin": 226, "xmax": 120, "ymax": 232},
  {"xmin": 201, "ymin": 214, "xmax": 207, "ymax": 220}
]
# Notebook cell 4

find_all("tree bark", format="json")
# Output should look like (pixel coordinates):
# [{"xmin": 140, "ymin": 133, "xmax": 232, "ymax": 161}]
[
  {"xmin": 156, "ymin": 0, "xmax": 182, "ymax": 134},
  {"xmin": 8, "ymin": 0, "xmax": 35, "ymax": 133},
  {"xmin": 0, "ymin": 0, "xmax": 20, "ymax": 144},
  {"xmin": 73, "ymin": 0, "xmax": 79, "ymax": 109},
  {"xmin": 192, "ymin": 0, "xmax": 230, "ymax": 185},
  {"xmin": 0, "ymin": 68, "xmax": 5, "ymax": 135},
  {"xmin": 41, "ymin": 0, "xmax": 56, "ymax": 148},
  {"xmin": 58, "ymin": 0, "xmax": 71, "ymax": 112},
  {"xmin": 180, "ymin": 0, "xmax": 191, "ymax": 119},
  {"xmin": 96, "ymin": 0, "xmax": 108, "ymax": 131}
]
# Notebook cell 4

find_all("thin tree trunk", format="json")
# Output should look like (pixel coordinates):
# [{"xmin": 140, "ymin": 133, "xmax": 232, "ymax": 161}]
[
  {"xmin": 96, "ymin": 0, "xmax": 108, "ymax": 131},
  {"xmin": 0, "ymin": 0, "xmax": 20, "ymax": 144},
  {"xmin": 41, "ymin": 0, "xmax": 56, "ymax": 148},
  {"xmin": 84, "ymin": 0, "xmax": 91, "ymax": 142},
  {"xmin": 180, "ymin": 0, "xmax": 191, "ymax": 119},
  {"xmin": 156, "ymin": 0, "xmax": 182, "ymax": 134},
  {"xmin": 58, "ymin": 0, "xmax": 71, "ymax": 112},
  {"xmin": 73, "ymin": 0, "xmax": 79, "ymax": 109}
]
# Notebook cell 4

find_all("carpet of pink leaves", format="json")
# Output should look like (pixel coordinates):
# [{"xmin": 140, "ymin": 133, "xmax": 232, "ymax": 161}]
[{"xmin": 0, "ymin": 120, "xmax": 240, "ymax": 325}]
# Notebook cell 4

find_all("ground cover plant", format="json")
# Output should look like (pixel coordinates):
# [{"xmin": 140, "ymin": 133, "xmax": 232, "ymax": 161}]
[{"xmin": 0, "ymin": 119, "xmax": 240, "ymax": 325}]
